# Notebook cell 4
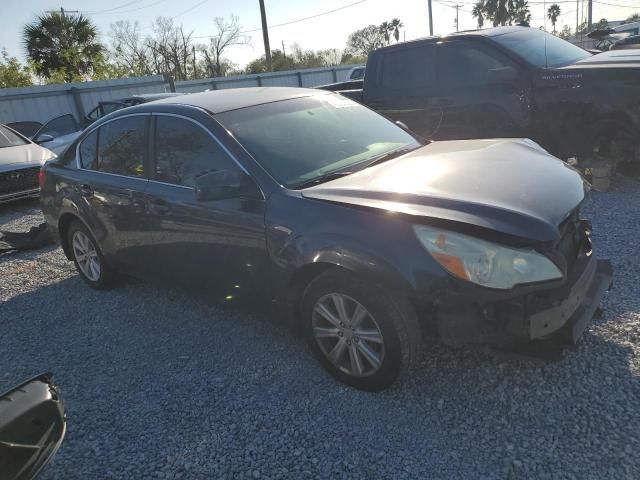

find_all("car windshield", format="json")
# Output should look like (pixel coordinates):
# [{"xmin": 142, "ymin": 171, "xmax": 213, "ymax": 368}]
[
  {"xmin": 216, "ymin": 94, "xmax": 421, "ymax": 188},
  {"xmin": 0, "ymin": 125, "xmax": 29, "ymax": 148},
  {"xmin": 493, "ymin": 29, "xmax": 591, "ymax": 68}
]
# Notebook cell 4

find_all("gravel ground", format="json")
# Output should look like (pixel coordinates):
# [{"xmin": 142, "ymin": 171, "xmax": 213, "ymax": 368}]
[{"xmin": 1, "ymin": 180, "xmax": 639, "ymax": 480}]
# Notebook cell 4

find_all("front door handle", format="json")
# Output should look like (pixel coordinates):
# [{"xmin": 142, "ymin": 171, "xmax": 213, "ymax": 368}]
[{"xmin": 79, "ymin": 184, "xmax": 93, "ymax": 197}]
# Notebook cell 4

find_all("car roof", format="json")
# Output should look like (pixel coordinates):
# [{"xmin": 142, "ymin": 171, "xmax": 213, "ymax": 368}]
[
  {"xmin": 375, "ymin": 26, "xmax": 531, "ymax": 51},
  {"xmin": 148, "ymin": 87, "xmax": 328, "ymax": 114}
]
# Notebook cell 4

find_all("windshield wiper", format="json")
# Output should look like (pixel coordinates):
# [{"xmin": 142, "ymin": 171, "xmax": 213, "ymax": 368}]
[
  {"xmin": 359, "ymin": 144, "xmax": 421, "ymax": 170},
  {"xmin": 293, "ymin": 171, "xmax": 354, "ymax": 189}
]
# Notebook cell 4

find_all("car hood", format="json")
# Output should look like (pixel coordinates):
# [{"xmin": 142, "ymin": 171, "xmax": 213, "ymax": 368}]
[
  {"xmin": 301, "ymin": 139, "xmax": 585, "ymax": 242},
  {"xmin": 561, "ymin": 49, "xmax": 640, "ymax": 68},
  {"xmin": 0, "ymin": 143, "xmax": 56, "ymax": 173}
]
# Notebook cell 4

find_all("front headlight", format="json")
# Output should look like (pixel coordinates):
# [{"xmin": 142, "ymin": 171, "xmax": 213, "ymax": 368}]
[{"xmin": 414, "ymin": 225, "xmax": 562, "ymax": 289}]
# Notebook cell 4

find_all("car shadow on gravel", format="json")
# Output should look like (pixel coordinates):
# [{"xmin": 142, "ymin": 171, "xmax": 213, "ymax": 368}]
[{"xmin": 2, "ymin": 270, "xmax": 639, "ymax": 479}]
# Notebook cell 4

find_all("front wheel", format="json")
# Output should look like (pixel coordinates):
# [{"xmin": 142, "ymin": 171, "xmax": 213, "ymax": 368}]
[{"xmin": 302, "ymin": 270, "xmax": 421, "ymax": 391}]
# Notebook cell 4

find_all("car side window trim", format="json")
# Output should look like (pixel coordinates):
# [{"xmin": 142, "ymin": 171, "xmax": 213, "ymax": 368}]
[
  {"xmin": 75, "ymin": 113, "xmax": 151, "ymax": 182},
  {"xmin": 149, "ymin": 112, "xmax": 250, "ymax": 179}
]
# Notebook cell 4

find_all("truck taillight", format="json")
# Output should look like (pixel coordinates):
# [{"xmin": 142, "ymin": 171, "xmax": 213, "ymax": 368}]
[{"xmin": 38, "ymin": 168, "xmax": 46, "ymax": 188}]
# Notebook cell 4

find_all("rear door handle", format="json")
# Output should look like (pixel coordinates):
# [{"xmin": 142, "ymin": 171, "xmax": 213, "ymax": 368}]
[{"xmin": 79, "ymin": 184, "xmax": 93, "ymax": 197}]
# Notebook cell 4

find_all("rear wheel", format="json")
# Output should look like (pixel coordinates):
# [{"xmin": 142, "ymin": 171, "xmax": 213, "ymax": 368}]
[
  {"xmin": 302, "ymin": 270, "xmax": 421, "ymax": 391},
  {"xmin": 67, "ymin": 221, "xmax": 117, "ymax": 289}
]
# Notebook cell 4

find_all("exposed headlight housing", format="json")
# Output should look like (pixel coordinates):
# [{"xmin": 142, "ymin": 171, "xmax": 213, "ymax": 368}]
[{"xmin": 413, "ymin": 225, "xmax": 562, "ymax": 289}]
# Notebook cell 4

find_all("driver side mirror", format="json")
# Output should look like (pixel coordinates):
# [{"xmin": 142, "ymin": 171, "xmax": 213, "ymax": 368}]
[
  {"xmin": 195, "ymin": 170, "xmax": 259, "ymax": 201},
  {"xmin": 34, "ymin": 134, "xmax": 55, "ymax": 145},
  {"xmin": 486, "ymin": 66, "xmax": 518, "ymax": 84}
]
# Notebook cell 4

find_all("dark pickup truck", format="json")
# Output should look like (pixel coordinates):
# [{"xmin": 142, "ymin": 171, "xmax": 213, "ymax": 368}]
[{"xmin": 321, "ymin": 26, "xmax": 640, "ymax": 167}]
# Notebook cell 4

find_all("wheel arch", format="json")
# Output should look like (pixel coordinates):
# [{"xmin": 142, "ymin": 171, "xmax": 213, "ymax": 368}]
[
  {"xmin": 283, "ymin": 249, "xmax": 415, "ymax": 329},
  {"xmin": 58, "ymin": 213, "xmax": 92, "ymax": 260}
]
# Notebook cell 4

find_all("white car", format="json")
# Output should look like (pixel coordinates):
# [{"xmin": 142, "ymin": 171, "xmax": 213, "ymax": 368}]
[{"xmin": 0, "ymin": 124, "xmax": 56, "ymax": 204}]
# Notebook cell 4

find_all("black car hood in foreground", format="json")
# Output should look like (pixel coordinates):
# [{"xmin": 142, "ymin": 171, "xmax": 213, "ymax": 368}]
[
  {"xmin": 0, "ymin": 373, "xmax": 66, "ymax": 480},
  {"xmin": 302, "ymin": 139, "xmax": 585, "ymax": 242}
]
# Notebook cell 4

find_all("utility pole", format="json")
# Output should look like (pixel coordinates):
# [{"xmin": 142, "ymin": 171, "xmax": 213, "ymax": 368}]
[
  {"xmin": 428, "ymin": 0, "xmax": 434, "ymax": 35},
  {"xmin": 587, "ymin": 0, "xmax": 593, "ymax": 29},
  {"xmin": 282, "ymin": 40, "xmax": 286, "ymax": 59},
  {"xmin": 454, "ymin": 4, "xmax": 461, "ymax": 32},
  {"xmin": 258, "ymin": 0, "xmax": 272, "ymax": 72},
  {"xmin": 576, "ymin": 0, "xmax": 579, "ymax": 38}
]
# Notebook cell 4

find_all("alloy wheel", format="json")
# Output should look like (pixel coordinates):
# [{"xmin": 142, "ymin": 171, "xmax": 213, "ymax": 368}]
[
  {"xmin": 72, "ymin": 230, "xmax": 101, "ymax": 282},
  {"xmin": 311, "ymin": 293, "xmax": 385, "ymax": 377}
]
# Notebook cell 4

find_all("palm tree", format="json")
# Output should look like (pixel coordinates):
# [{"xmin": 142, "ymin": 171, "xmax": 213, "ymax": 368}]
[
  {"xmin": 390, "ymin": 18, "xmax": 403, "ymax": 42},
  {"xmin": 547, "ymin": 4, "xmax": 561, "ymax": 33},
  {"xmin": 379, "ymin": 21, "xmax": 391, "ymax": 44},
  {"xmin": 23, "ymin": 12, "xmax": 105, "ymax": 82},
  {"xmin": 472, "ymin": 1, "xmax": 486, "ymax": 28},
  {"xmin": 483, "ymin": 0, "xmax": 513, "ymax": 27}
]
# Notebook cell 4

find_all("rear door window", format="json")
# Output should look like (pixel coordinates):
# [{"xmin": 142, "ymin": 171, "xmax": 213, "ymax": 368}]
[
  {"xmin": 93, "ymin": 116, "xmax": 147, "ymax": 177},
  {"xmin": 381, "ymin": 44, "xmax": 434, "ymax": 91},
  {"xmin": 79, "ymin": 130, "xmax": 98, "ymax": 169},
  {"xmin": 153, "ymin": 116, "xmax": 238, "ymax": 188}
]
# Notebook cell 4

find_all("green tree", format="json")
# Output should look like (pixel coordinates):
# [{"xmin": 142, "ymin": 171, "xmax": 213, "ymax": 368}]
[
  {"xmin": 511, "ymin": 0, "xmax": 531, "ymax": 25},
  {"xmin": 625, "ymin": 13, "xmax": 640, "ymax": 23},
  {"xmin": 0, "ymin": 49, "xmax": 32, "ymax": 88},
  {"xmin": 390, "ymin": 18, "xmax": 403, "ymax": 42},
  {"xmin": 594, "ymin": 18, "xmax": 609, "ymax": 30},
  {"xmin": 346, "ymin": 25, "xmax": 387, "ymax": 56},
  {"xmin": 23, "ymin": 12, "xmax": 106, "ymax": 82},
  {"xmin": 558, "ymin": 24, "xmax": 573, "ymax": 40},
  {"xmin": 472, "ymin": 1, "xmax": 486, "ymax": 28},
  {"xmin": 547, "ymin": 4, "xmax": 561, "ymax": 33},
  {"xmin": 483, "ymin": 0, "xmax": 513, "ymax": 27}
]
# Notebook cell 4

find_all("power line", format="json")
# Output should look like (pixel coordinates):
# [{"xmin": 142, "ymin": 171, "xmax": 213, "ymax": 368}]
[
  {"xmin": 193, "ymin": 0, "xmax": 368, "ymax": 38},
  {"xmin": 174, "ymin": 0, "xmax": 210, "ymax": 19},
  {"xmin": 88, "ymin": 0, "xmax": 171, "ymax": 15},
  {"xmin": 86, "ymin": 0, "xmax": 139, "ymax": 14}
]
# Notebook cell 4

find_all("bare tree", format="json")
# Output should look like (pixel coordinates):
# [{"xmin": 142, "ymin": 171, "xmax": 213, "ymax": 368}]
[
  {"xmin": 145, "ymin": 17, "xmax": 195, "ymax": 81},
  {"xmin": 200, "ymin": 16, "xmax": 250, "ymax": 77},
  {"xmin": 110, "ymin": 21, "xmax": 153, "ymax": 76}
]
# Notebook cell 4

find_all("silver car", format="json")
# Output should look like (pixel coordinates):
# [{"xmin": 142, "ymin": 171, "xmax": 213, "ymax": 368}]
[{"xmin": 0, "ymin": 124, "xmax": 56, "ymax": 204}]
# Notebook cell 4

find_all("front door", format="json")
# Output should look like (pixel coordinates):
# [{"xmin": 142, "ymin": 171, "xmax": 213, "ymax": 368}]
[
  {"xmin": 144, "ymin": 114, "xmax": 269, "ymax": 303},
  {"xmin": 434, "ymin": 40, "xmax": 531, "ymax": 140}
]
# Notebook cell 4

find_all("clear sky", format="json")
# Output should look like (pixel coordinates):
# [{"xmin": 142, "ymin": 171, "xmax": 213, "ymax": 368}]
[{"xmin": 2, "ymin": 0, "xmax": 637, "ymax": 68}]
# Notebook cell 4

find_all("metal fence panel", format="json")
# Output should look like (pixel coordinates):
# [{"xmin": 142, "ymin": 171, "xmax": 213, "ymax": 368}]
[
  {"xmin": 0, "ymin": 65, "xmax": 362, "ymax": 126},
  {"xmin": 174, "ymin": 64, "xmax": 362, "ymax": 93},
  {"xmin": 0, "ymin": 76, "xmax": 167, "ymax": 125}
]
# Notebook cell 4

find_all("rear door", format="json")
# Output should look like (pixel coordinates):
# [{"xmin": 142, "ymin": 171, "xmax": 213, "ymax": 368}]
[
  {"xmin": 75, "ymin": 114, "xmax": 153, "ymax": 272},
  {"xmin": 434, "ymin": 40, "xmax": 531, "ymax": 140},
  {"xmin": 144, "ymin": 113, "xmax": 269, "ymax": 302},
  {"xmin": 364, "ymin": 43, "xmax": 442, "ymax": 139}
]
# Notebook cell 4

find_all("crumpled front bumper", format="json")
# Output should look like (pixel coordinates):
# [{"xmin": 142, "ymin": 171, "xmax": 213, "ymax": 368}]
[
  {"xmin": 529, "ymin": 257, "xmax": 612, "ymax": 344},
  {"xmin": 434, "ymin": 255, "xmax": 613, "ymax": 354}
]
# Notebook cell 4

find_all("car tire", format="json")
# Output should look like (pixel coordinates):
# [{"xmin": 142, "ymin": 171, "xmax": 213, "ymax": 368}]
[
  {"xmin": 302, "ymin": 269, "xmax": 421, "ymax": 391},
  {"xmin": 67, "ymin": 221, "xmax": 117, "ymax": 290}
]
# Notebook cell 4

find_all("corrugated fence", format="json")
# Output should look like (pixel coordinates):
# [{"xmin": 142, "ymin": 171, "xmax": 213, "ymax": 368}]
[
  {"xmin": 174, "ymin": 64, "xmax": 359, "ymax": 93},
  {"xmin": 0, "ymin": 65, "xmax": 361, "ymax": 125}
]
